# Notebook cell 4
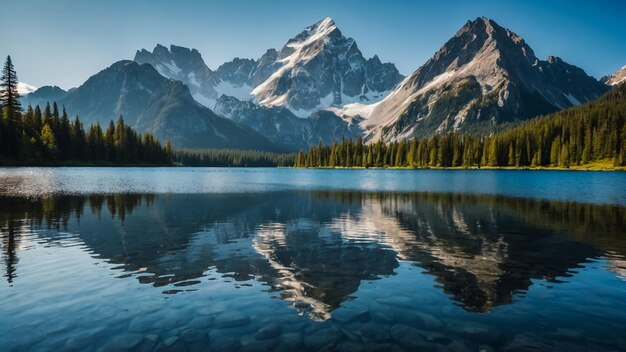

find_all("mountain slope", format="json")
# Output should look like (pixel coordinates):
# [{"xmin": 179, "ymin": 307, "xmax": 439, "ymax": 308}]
[
  {"xmin": 361, "ymin": 17, "xmax": 609, "ymax": 142},
  {"xmin": 134, "ymin": 18, "xmax": 402, "ymax": 119},
  {"xmin": 251, "ymin": 17, "xmax": 403, "ymax": 116},
  {"xmin": 601, "ymin": 65, "xmax": 626, "ymax": 86},
  {"xmin": 21, "ymin": 85, "xmax": 68, "ymax": 108},
  {"xmin": 17, "ymin": 82, "xmax": 37, "ymax": 96},
  {"xmin": 26, "ymin": 61, "xmax": 277, "ymax": 149},
  {"xmin": 213, "ymin": 95, "xmax": 362, "ymax": 150}
]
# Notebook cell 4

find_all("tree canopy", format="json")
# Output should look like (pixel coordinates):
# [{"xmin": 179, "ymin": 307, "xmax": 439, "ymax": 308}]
[{"xmin": 296, "ymin": 85, "xmax": 626, "ymax": 169}]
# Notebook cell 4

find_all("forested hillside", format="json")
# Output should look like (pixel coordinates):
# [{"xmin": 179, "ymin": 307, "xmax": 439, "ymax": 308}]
[
  {"xmin": 295, "ymin": 85, "xmax": 626, "ymax": 169},
  {"xmin": 174, "ymin": 149, "xmax": 294, "ymax": 167},
  {"xmin": 0, "ymin": 103, "xmax": 173, "ymax": 165},
  {"xmin": 0, "ymin": 56, "xmax": 172, "ymax": 165}
]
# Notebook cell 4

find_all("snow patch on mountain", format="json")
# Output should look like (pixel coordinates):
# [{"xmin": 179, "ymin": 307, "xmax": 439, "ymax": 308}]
[
  {"xmin": 326, "ymin": 102, "xmax": 380, "ymax": 120},
  {"xmin": 251, "ymin": 17, "xmax": 402, "ymax": 116},
  {"xmin": 564, "ymin": 93, "xmax": 581, "ymax": 105},
  {"xmin": 602, "ymin": 65, "xmax": 626, "ymax": 86},
  {"xmin": 215, "ymin": 81, "xmax": 254, "ymax": 101},
  {"xmin": 17, "ymin": 82, "xmax": 37, "ymax": 95}
]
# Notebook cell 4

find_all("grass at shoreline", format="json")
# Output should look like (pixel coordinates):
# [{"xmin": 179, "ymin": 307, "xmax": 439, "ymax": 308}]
[
  {"xmin": 2, "ymin": 158, "xmax": 624, "ymax": 171},
  {"xmin": 290, "ymin": 159, "xmax": 626, "ymax": 171}
]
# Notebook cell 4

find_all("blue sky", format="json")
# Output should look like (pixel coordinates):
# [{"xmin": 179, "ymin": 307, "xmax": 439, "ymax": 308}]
[{"xmin": 1, "ymin": 0, "xmax": 624, "ymax": 89}]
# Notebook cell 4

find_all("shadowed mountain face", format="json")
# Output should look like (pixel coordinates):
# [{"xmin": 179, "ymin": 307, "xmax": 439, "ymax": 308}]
[
  {"xmin": 362, "ymin": 17, "xmax": 609, "ymax": 141},
  {"xmin": 2, "ymin": 192, "xmax": 624, "ymax": 319},
  {"xmin": 21, "ymin": 61, "xmax": 277, "ymax": 150},
  {"xmin": 134, "ymin": 44, "xmax": 221, "ymax": 107},
  {"xmin": 20, "ymin": 85, "xmax": 68, "ymax": 109},
  {"xmin": 213, "ymin": 96, "xmax": 363, "ymax": 150}
]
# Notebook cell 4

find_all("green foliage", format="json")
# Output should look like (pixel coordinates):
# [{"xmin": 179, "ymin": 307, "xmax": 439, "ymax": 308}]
[
  {"xmin": 1, "ymin": 56, "xmax": 23, "ymax": 157},
  {"xmin": 0, "ymin": 58, "xmax": 171, "ymax": 165},
  {"xmin": 174, "ymin": 149, "xmax": 295, "ymax": 167},
  {"xmin": 296, "ymin": 85, "xmax": 626, "ymax": 169},
  {"xmin": 0, "ymin": 102, "xmax": 171, "ymax": 165}
]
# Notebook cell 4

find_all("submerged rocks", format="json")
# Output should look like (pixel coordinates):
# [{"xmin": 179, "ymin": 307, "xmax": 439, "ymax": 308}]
[
  {"xmin": 390, "ymin": 324, "xmax": 432, "ymax": 350},
  {"xmin": 459, "ymin": 324, "xmax": 503, "ymax": 346},
  {"xmin": 241, "ymin": 334, "xmax": 279, "ymax": 351},
  {"xmin": 162, "ymin": 336, "xmax": 180, "ymax": 347},
  {"xmin": 280, "ymin": 332, "xmax": 304, "ymax": 350},
  {"xmin": 214, "ymin": 311, "xmax": 252, "ymax": 328},
  {"xmin": 375, "ymin": 296, "xmax": 415, "ymax": 309},
  {"xmin": 303, "ymin": 326, "xmax": 344, "ymax": 350},
  {"xmin": 413, "ymin": 312, "xmax": 444, "ymax": 330},
  {"xmin": 332, "ymin": 306, "xmax": 371, "ymax": 324},
  {"xmin": 359, "ymin": 324, "xmax": 391, "ymax": 343},
  {"xmin": 255, "ymin": 323, "xmax": 282, "ymax": 340},
  {"xmin": 100, "ymin": 333, "xmax": 143, "ymax": 351},
  {"xmin": 502, "ymin": 334, "xmax": 554, "ymax": 351}
]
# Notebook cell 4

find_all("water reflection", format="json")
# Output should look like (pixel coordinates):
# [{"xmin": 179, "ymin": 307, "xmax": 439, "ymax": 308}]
[{"xmin": 1, "ymin": 192, "xmax": 625, "ymax": 318}]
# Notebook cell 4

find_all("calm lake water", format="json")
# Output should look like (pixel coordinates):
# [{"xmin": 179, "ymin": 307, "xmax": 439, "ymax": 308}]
[{"xmin": 1, "ymin": 168, "xmax": 626, "ymax": 351}]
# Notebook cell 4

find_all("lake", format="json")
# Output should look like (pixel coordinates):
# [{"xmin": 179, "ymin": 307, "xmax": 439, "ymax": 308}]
[{"xmin": 1, "ymin": 168, "xmax": 625, "ymax": 351}]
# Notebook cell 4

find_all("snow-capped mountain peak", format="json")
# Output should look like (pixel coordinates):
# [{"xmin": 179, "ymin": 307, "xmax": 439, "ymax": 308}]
[
  {"xmin": 251, "ymin": 17, "xmax": 403, "ymax": 117},
  {"xmin": 132, "ymin": 18, "xmax": 401, "ymax": 120},
  {"xmin": 360, "ymin": 17, "xmax": 608, "ymax": 142}
]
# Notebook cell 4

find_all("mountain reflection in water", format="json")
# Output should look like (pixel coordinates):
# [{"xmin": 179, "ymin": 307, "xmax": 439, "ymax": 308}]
[{"xmin": 1, "ymin": 192, "xmax": 625, "ymax": 320}]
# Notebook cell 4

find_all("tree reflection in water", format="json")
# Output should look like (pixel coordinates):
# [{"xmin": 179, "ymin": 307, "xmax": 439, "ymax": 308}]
[{"xmin": 1, "ymin": 192, "xmax": 624, "ymax": 318}]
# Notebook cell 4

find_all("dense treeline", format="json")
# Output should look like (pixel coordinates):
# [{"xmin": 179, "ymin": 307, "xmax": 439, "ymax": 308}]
[
  {"xmin": 0, "ymin": 56, "xmax": 172, "ymax": 165},
  {"xmin": 174, "ymin": 149, "xmax": 295, "ymax": 167},
  {"xmin": 296, "ymin": 85, "xmax": 626, "ymax": 168}
]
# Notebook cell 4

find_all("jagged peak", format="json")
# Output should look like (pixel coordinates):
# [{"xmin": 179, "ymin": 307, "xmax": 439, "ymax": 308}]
[
  {"xmin": 601, "ymin": 64, "xmax": 626, "ymax": 86},
  {"xmin": 153, "ymin": 43, "xmax": 169, "ymax": 54},
  {"xmin": 369, "ymin": 55, "xmax": 382, "ymax": 64},
  {"xmin": 547, "ymin": 55, "xmax": 562, "ymax": 64},
  {"xmin": 457, "ymin": 17, "xmax": 525, "ymax": 44},
  {"xmin": 222, "ymin": 57, "xmax": 256, "ymax": 65},
  {"xmin": 111, "ymin": 59, "xmax": 135, "ymax": 68},
  {"xmin": 263, "ymin": 48, "xmax": 278, "ymax": 56},
  {"xmin": 314, "ymin": 17, "xmax": 336, "ymax": 29},
  {"xmin": 144, "ymin": 44, "xmax": 201, "ymax": 57},
  {"xmin": 288, "ymin": 16, "xmax": 342, "ymax": 46}
]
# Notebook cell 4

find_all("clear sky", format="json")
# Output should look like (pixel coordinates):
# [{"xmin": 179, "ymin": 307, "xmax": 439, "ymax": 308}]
[{"xmin": 1, "ymin": 0, "xmax": 624, "ymax": 89}]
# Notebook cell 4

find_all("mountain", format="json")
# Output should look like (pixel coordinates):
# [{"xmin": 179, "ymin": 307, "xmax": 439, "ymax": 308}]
[
  {"xmin": 213, "ymin": 95, "xmax": 362, "ymax": 150},
  {"xmin": 133, "ymin": 45, "xmax": 280, "ymax": 108},
  {"xmin": 134, "ymin": 44, "xmax": 221, "ymax": 107},
  {"xmin": 251, "ymin": 17, "xmax": 403, "ymax": 116},
  {"xmin": 601, "ymin": 65, "xmax": 626, "ymax": 86},
  {"xmin": 360, "ymin": 17, "xmax": 609, "ymax": 142},
  {"xmin": 134, "ymin": 18, "xmax": 402, "ymax": 119},
  {"xmin": 17, "ymin": 82, "xmax": 37, "ymax": 96},
  {"xmin": 25, "ymin": 61, "xmax": 276, "ymax": 149},
  {"xmin": 133, "ymin": 17, "xmax": 393, "ymax": 149},
  {"xmin": 24, "ymin": 17, "xmax": 611, "ymax": 151},
  {"xmin": 21, "ymin": 85, "xmax": 68, "ymax": 108}
]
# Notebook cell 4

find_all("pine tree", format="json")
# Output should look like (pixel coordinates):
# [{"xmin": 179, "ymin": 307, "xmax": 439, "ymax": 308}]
[
  {"xmin": 0, "ymin": 56, "xmax": 22, "ymax": 120},
  {"xmin": 0, "ymin": 56, "xmax": 23, "ymax": 156},
  {"xmin": 488, "ymin": 139, "xmax": 499, "ymax": 166},
  {"xmin": 40, "ymin": 123, "xmax": 57, "ymax": 157},
  {"xmin": 507, "ymin": 143, "xmax": 515, "ymax": 166}
]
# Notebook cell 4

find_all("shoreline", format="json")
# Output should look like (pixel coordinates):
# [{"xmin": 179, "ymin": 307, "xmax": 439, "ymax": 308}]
[
  {"xmin": 290, "ymin": 158, "xmax": 626, "ymax": 172},
  {"xmin": 290, "ymin": 166, "xmax": 626, "ymax": 172}
]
